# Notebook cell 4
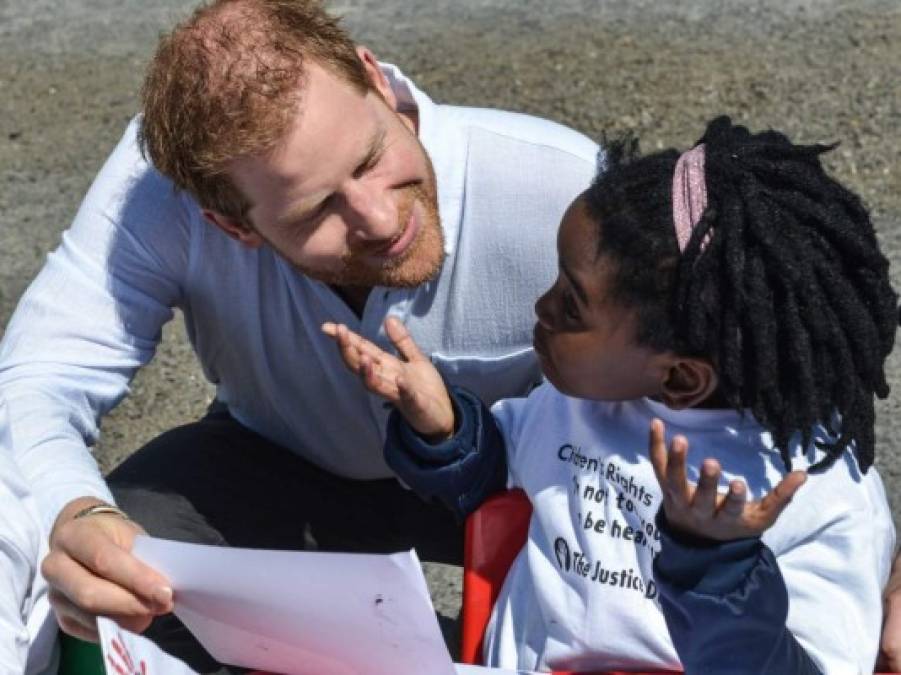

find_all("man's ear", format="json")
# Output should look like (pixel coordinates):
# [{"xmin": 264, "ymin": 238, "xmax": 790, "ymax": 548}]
[
  {"xmin": 355, "ymin": 45, "xmax": 397, "ymax": 111},
  {"xmin": 659, "ymin": 358, "xmax": 719, "ymax": 410},
  {"xmin": 202, "ymin": 210, "xmax": 264, "ymax": 249}
]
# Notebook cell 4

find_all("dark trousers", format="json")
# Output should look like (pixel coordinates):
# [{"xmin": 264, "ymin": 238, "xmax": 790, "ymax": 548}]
[{"xmin": 107, "ymin": 407, "xmax": 463, "ymax": 674}]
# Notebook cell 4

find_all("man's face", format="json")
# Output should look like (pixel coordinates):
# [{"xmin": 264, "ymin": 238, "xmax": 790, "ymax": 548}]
[{"xmin": 223, "ymin": 58, "xmax": 443, "ymax": 288}]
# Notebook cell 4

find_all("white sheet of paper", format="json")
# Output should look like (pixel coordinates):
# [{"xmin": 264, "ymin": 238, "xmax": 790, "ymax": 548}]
[
  {"xmin": 132, "ymin": 536, "xmax": 457, "ymax": 675},
  {"xmin": 453, "ymin": 665, "xmax": 536, "ymax": 674},
  {"xmin": 98, "ymin": 619, "xmax": 529, "ymax": 675},
  {"xmin": 98, "ymin": 616, "xmax": 200, "ymax": 675}
]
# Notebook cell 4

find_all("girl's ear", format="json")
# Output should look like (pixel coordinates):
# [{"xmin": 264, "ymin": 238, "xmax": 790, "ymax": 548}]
[{"xmin": 659, "ymin": 358, "xmax": 719, "ymax": 410}]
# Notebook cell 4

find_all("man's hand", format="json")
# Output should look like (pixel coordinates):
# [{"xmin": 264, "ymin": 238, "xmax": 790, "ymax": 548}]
[
  {"xmin": 648, "ymin": 419, "xmax": 807, "ymax": 541},
  {"xmin": 322, "ymin": 317, "xmax": 455, "ymax": 441},
  {"xmin": 877, "ymin": 552, "xmax": 901, "ymax": 671},
  {"xmin": 41, "ymin": 497, "xmax": 174, "ymax": 642}
]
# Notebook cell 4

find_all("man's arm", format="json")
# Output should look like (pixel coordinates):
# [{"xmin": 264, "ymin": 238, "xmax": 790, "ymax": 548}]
[
  {"xmin": 0, "ymin": 488, "xmax": 38, "ymax": 673},
  {"xmin": 0, "ymin": 119, "xmax": 188, "ymax": 531},
  {"xmin": 0, "ymin": 119, "xmax": 187, "ymax": 639},
  {"xmin": 0, "ymin": 401, "xmax": 42, "ymax": 673}
]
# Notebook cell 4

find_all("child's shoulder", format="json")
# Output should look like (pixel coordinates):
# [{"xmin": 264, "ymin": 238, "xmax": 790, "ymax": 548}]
[
  {"xmin": 789, "ymin": 441, "xmax": 889, "ymax": 518},
  {"xmin": 763, "ymin": 428, "xmax": 893, "ymax": 555}
]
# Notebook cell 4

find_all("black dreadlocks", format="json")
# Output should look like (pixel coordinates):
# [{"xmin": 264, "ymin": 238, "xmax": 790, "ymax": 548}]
[{"xmin": 584, "ymin": 116, "xmax": 898, "ymax": 473}]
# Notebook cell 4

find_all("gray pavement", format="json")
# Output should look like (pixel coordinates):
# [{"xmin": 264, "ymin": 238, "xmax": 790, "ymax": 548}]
[{"xmin": 2, "ymin": 0, "xmax": 901, "ymax": 655}]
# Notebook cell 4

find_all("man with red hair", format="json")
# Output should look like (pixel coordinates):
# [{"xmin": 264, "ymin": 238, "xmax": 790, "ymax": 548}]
[{"xmin": 0, "ymin": 0, "xmax": 598, "ymax": 671}]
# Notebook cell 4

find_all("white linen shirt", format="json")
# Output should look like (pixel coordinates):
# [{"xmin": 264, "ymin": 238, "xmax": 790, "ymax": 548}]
[
  {"xmin": 0, "ymin": 399, "xmax": 46, "ymax": 675},
  {"xmin": 0, "ymin": 65, "xmax": 599, "ymax": 534}
]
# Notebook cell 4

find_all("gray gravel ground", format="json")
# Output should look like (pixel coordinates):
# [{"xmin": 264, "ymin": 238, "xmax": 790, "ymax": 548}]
[{"xmin": 2, "ymin": 0, "xmax": 901, "ymax": 658}]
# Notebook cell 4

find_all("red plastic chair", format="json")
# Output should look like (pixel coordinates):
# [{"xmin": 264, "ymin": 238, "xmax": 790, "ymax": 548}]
[
  {"xmin": 461, "ymin": 489, "xmax": 898, "ymax": 675},
  {"xmin": 461, "ymin": 489, "xmax": 533, "ymax": 666}
]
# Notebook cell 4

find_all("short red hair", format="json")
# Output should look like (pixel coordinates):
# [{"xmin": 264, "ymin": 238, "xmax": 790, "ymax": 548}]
[{"xmin": 139, "ymin": 0, "xmax": 370, "ymax": 220}]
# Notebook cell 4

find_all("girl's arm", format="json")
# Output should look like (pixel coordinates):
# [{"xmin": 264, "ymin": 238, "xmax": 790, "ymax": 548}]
[
  {"xmin": 323, "ymin": 319, "xmax": 508, "ymax": 519},
  {"xmin": 384, "ymin": 386, "xmax": 508, "ymax": 521},
  {"xmin": 648, "ymin": 419, "xmax": 823, "ymax": 673},
  {"xmin": 653, "ymin": 517, "xmax": 822, "ymax": 674}
]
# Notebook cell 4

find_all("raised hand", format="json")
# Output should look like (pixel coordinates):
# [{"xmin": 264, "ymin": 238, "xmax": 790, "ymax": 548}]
[
  {"xmin": 648, "ymin": 419, "xmax": 807, "ymax": 541},
  {"xmin": 322, "ymin": 317, "xmax": 455, "ymax": 441}
]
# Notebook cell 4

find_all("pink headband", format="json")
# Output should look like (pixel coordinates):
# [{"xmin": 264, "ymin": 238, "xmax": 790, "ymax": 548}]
[{"xmin": 672, "ymin": 143, "xmax": 709, "ymax": 252}]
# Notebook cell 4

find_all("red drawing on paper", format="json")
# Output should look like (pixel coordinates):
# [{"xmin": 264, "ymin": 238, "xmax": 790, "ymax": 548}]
[{"xmin": 105, "ymin": 631, "xmax": 148, "ymax": 675}]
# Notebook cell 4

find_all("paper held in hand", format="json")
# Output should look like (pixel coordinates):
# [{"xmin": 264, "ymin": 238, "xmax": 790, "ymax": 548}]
[
  {"xmin": 99, "ymin": 616, "xmax": 197, "ymax": 674},
  {"xmin": 130, "ymin": 536, "xmax": 458, "ymax": 675},
  {"xmin": 98, "ymin": 616, "xmax": 529, "ymax": 675}
]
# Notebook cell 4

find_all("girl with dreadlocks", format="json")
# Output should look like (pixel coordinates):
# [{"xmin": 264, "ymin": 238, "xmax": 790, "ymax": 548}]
[{"xmin": 324, "ymin": 116, "xmax": 897, "ymax": 673}]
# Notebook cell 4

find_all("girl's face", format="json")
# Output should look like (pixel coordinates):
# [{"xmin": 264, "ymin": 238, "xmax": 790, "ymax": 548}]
[{"xmin": 533, "ymin": 194, "xmax": 672, "ymax": 401}]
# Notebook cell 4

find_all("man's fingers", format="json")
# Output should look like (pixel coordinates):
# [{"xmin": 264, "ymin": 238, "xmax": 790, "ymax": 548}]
[
  {"xmin": 385, "ymin": 317, "xmax": 426, "ymax": 363},
  {"xmin": 691, "ymin": 458, "xmax": 721, "ymax": 517},
  {"xmin": 43, "ymin": 547, "xmax": 163, "ymax": 621},
  {"xmin": 48, "ymin": 524, "xmax": 172, "ymax": 611},
  {"xmin": 55, "ymin": 604, "xmax": 100, "ymax": 642},
  {"xmin": 53, "ymin": 590, "xmax": 155, "ymax": 644},
  {"xmin": 50, "ymin": 586, "xmax": 99, "ymax": 641},
  {"xmin": 108, "ymin": 612, "xmax": 156, "ymax": 637}
]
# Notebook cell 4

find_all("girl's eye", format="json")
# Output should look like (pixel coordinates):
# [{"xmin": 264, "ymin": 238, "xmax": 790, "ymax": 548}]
[{"xmin": 562, "ymin": 290, "xmax": 579, "ymax": 321}]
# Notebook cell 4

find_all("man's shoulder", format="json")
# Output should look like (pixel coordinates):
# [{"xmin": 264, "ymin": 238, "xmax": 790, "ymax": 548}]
[
  {"xmin": 91, "ymin": 115, "xmax": 207, "ymax": 231},
  {"xmin": 442, "ymin": 105, "xmax": 598, "ymax": 165}
]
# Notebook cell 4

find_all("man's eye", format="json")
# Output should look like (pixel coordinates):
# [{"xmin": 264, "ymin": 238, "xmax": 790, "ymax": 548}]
[
  {"xmin": 353, "ymin": 153, "xmax": 381, "ymax": 179},
  {"xmin": 302, "ymin": 196, "xmax": 332, "ymax": 224}
]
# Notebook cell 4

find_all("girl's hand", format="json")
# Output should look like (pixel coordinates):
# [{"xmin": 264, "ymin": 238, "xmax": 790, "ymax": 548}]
[
  {"xmin": 648, "ymin": 418, "xmax": 807, "ymax": 541},
  {"xmin": 322, "ymin": 317, "xmax": 455, "ymax": 441}
]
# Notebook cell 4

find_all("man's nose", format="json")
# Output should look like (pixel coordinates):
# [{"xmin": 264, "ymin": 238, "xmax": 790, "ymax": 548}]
[{"xmin": 343, "ymin": 181, "xmax": 398, "ymax": 241}]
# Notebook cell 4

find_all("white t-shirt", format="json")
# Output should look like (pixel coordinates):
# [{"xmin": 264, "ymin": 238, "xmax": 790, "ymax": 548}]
[
  {"xmin": 0, "ymin": 65, "xmax": 599, "ymax": 535},
  {"xmin": 483, "ymin": 384, "xmax": 894, "ymax": 674}
]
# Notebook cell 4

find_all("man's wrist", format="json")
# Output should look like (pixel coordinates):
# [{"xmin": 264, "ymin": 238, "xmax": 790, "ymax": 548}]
[
  {"xmin": 51, "ymin": 497, "xmax": 118, "ymax": 544},
  {"xmin": 72, "ymin": 503, "xmax": 130, "ymax": 522}
]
